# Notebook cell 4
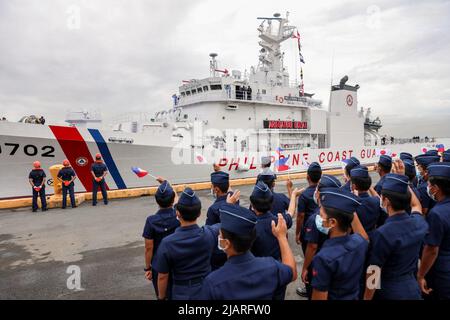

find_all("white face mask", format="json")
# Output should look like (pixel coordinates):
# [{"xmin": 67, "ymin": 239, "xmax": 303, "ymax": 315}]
[
  {"xmin": 427, "ymin": 185, "xmax": 436, "ymax": 201},
  {"xmin": 217, "ymin": 236, "xmax": 228, "ymax": 251},
  {"xmin": 379, "ymin": 197, "xmax": 387, "ymax": 213},
  {"xmin": 313, "ymin": 190, "xmax": 318, "ymax": 205}
]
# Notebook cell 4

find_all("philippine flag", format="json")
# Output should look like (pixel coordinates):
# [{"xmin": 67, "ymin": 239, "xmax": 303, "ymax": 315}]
[
  {"xmin": 131, "ymin": 167, "xmax": 148, "ymax": 178},
  {"xmin": 195, "ymin": 153, "xmax": 207, "ymax": 164},
  {"xmin": 436, "ymin": 144, "xmax": 445, "ymax": 152}
]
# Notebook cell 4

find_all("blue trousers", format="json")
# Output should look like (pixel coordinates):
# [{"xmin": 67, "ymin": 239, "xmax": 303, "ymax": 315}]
[
  {"xmin": 62, "ymin": 184, "xmax": 76, "ymax": 208},
  {"xmin": 32, "ymin": 186, "xmax": 47, "ymax": 211},
  {"xmin": 92, "ymin": 179, "xmax": 108, "ymax": 205}
]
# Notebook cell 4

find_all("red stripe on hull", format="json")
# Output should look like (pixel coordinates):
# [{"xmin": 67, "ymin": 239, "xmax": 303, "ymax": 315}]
[{"xmin": 49, "ymin": 125, "xmax": 109, "ymax": 192}]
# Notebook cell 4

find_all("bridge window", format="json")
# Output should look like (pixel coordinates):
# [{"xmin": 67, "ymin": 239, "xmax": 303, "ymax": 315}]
[
  {"xmin": 186, "ymin": 91, "xmax": 191, "ymax": 96},
  {"xmin": 191, "ymin": 89, "xmax": 197, "ymax": 94},
  {"xmin": 180, "ymin": 92, "xmax": 186, "ymax": 97},
  {"xmin": 197, "ymin": 87, "xmax": 203, "ymax": 93},
  {"xmin": 210, "ymin": 84, "xmax": 222, "ymax": 90},
  {"xmin": 203, "ymin": 86, "xmax": 209, "ymax": 91}
]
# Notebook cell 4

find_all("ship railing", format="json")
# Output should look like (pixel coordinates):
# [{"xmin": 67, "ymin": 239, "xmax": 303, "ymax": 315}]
[{"xmin": 365, "ymin": 137, "xmax": 437, "ymax": 146}]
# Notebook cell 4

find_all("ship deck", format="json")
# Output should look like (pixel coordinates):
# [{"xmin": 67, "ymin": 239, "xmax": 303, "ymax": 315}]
[{"xmin": 0, "ymin": 173, "xmax": 380, "ymax": 300}]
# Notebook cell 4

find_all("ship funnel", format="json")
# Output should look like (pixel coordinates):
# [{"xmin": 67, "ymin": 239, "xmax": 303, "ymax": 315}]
[{"xmin": 339, "ymin": 75, "xmax": 349, "ymax": 88}]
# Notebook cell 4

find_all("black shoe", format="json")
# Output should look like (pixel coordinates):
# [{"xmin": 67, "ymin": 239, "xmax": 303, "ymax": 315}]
[
  {"xmin": 104, "ymin": 202, "xmax": 108, "ymax": 205},
  {"xmin": 42, "ymin": 208, "xmax": 48, "ymax": 212},
  {"xmin": 92, "ymin": 203, "xmax": 97, "ymax": 206},
  {"xmin": 62, "ymin": 207, "xmax": 66, "ymax": 209},
  {"xmin": 72, "ymin": 205, "xmax": 77, "ymax": 208},
  {"xmin": 32, "ymin": 209, "xmax": 37, "ymax": 212},
  {"xmin": 296, "ymin": 287, "xmax": 308, "ymax": 297}
]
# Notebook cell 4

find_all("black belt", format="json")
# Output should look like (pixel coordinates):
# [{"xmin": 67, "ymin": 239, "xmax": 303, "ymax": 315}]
[{"xmin": 173, "ymin": 277, "xmax": 204, "ymax": 286}]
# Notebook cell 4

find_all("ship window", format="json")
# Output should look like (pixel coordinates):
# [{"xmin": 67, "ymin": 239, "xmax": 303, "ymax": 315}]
[
  {"xmin": 181, "ymin": 92, "xmax": 186, "ymax": 97},
  {"xmin": 191, "ymin": 89, "xmax": 197, "ymax": 94},
  {"xmin": 197, "ymin": 87, "xmax": 203, "ymax": 93},
  {"xmin": 222, "ymin": 116, "xmax": 225, "ymax": 120},
  {"xmin": 186, "ymin": 91, "xmax": 191, "ymax": 96},
  {"xmin": 210, "ymin": 84, "xmax": 222, "ymax": 90},
  {"xmin": 184, "ymin": 114, "xmax": 188, "ymax": 119},
  {"xmin": 203, "ymin": 86, "xmax": 209, "ymax": 91},
  {"xmin": 262, "ymin": 89, "xmax": 267, "ymax": 94}
]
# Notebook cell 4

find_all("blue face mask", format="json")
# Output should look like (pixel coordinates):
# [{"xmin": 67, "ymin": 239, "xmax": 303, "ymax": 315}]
[{"xmin": 315, "ymin": 214, "xmax": 330, "ymax": 235}]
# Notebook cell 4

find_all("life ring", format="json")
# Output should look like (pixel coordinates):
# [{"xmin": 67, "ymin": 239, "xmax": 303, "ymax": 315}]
[{"xmin": 278, "ymin": 96, "xmax": 284, "ymax": 103}]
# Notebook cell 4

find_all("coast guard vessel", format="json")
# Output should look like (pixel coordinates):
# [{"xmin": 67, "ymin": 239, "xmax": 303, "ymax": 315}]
[{"xmin": 0, "ymin": 13, "xmax": 445, "ymax": 199}]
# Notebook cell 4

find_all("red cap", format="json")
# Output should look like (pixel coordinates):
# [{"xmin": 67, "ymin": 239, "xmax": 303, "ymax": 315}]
[
  {"xmin": 95, "ymin": 153, "xmax": 102, "ymax": 160},
  {"xmin": 63, "ymin": 159, "xmax": 70, "ymax": 166},
  {"xmin": 33, "ymin": 161, "xmax": 41, "ymax": 169}
]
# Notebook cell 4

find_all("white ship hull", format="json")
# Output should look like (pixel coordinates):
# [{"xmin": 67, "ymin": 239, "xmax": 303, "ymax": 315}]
[{"xmin": 1, "ymin": 121, "xmax": 447, "ymax": 199}]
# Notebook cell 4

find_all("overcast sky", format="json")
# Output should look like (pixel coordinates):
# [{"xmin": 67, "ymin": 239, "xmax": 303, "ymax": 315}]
[{"xmin": 1, "ymin": 0, "xmax": 449, "ymax": 137}]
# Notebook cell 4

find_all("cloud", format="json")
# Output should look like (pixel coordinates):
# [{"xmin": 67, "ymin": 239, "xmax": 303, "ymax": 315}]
[{"xmin": 0, "ymin": 0, "xmax": 449, "ymax": 138}]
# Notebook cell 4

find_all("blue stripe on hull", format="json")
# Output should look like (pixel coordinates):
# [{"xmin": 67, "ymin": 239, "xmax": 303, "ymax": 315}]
[{"xmin": 88, "ymin": 129, "xmax": 127, "ymax": 189}]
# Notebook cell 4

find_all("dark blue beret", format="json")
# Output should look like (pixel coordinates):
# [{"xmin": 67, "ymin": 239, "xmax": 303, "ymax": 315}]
[
  {"xmin": 307, "ymin": 162, "xmax": 322, "ymax": 174},
  {"xmin": 251, "ymin": 181, "xmax": 272, "ymax": 200},
  {"xmin": 320, "ymin": 188, "xmax": 361, "ymax": 214},
  {"xmin": 400, "ymin": 152, "xmax": 413, "ymax": 161},
  {"xmin": 219, "ymin": 204, "xmax": 257, "ymax": 235},
  {"xmin": 381, "ymin": 173, "xmax": 409, "ymax": 194},
  {"xmin": 177, "ymin": 187, "xmax": 201, "ymax": 207},
  {"xmin": 343, "ymin": 157, "xmax": 360, "ymax": 170},
  {"xmin": 318, "ymin": 175, "xmax": 342, "ymax": 188},
  {"xmin": 155, "ymin": 180, "xmax": 174, "ymax": 198},
  {"xmin": 426, "ymin": 150, "xmax": 439, "ymax": 156},
  {"xmin": 415, "ymin": 154, "xmax": 440, "ymax": 168},
  {"xmin": 378, "ymin": 155, "xmax": 392, "ymax": 167},
  {"xmin": 403, "ymin": 159, "xmax": 416, "ymax": 177},
  {"xmin": 211, "ymin": 171, "xmax": 229, "ymax": 185},
  {"xmin": 428, "ymin": 162, "xmax": 450, "ymax": 179},
  {"xmin": 350, "ymin": 165, "xmax": 369, "ymax": 178}
]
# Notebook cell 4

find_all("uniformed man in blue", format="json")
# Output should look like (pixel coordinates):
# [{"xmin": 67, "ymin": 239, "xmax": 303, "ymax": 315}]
[
  {"xmin": 364, "ymin": 173, "xmax": 427, "ymax": 300},
  {"xmin": 401, "ymin": 152, "xmax": 418, "ymax": 187},
  {"xmin": 206, "ymin": 167, "xmax": 232, "ymax": 270},
  {"xmin": 442, "ymin": 150, "xmax": 450, "ymax": 162},
  {"xmin": 350, "ymin": 165, "xmax": 385, "ymax": 237},
  {"xmin": 418, "ymin": 162, "xmax": 450, "ymax": 299},
  {"xmin": 199, "ymin": 204, "xmax": 297, "ymax": 300},
  {"xmin": 91, "ymin": 153, "xmax": 108, "ymax": 206},
  {"xmin": 310, "ymin": 188, "xmax": 369, "ymax": 300},
  {"xmin": 142, "ymin": 178, "xmax": 180, "ymax": 298},
  {"xmin": 57, "ymin": 159, "xmax": 77, "ymax": 209},
  {"xmin": 415, "ymin": 154, "xmax": 441, "ymax": 215},
  {"xmin": 374, "ymin": 155, "xmax": 392, "ymax": 195},
  {"xmin": 154, "ymin": 187, "xmax": 219, "ymax": 300},
  {"xmin": 257, "ymin": 169, "xmax": 291, "ymax": 217},
  {"xmin": 296, "ymin": 162, "xmax": 322, "ymax": 253},
  {"xmin": 28, "ymin": 161, "xmax": 47, "ymax": 212},
  {"xmin": 301, "ymin": 175, "xmax": 341, "ymax": 299},
  {"xmin": 341, "ymin": 157, "xmax": 360, "ymax": 192}
]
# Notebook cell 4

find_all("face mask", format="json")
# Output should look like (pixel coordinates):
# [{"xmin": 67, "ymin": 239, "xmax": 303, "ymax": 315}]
[
  {"xmin": 313, "ymin": 190, "xmax": 318, "ymax": 205},
  {"xmin": 427, "ymin": 185, "xmax": 436, "ymax": 201},
  {"xmin": 211, "ymin": 188, "xmax": 217, "ymax": 199},
  {"xmin": 217, "ymin": 236, "xmax": 228, "ymax": 251},
  {"xmin": 315, "ymin": 215, "xmax": 330, "ymax": 235},
  {"xmin": 379, "ymin": 197, "xmax": 387, "ymax": 213}
]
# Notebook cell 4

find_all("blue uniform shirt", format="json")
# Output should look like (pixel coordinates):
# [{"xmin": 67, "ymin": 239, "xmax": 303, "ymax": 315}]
[
  {"xmin": 340, "ymin": 180, "xmax": 351, "ymax": 192},
  {"xmin": 29, "ymin": 169, "xmax": 46, "ymax": 186},
  {"xmin": 142, "ymin": 208, "xmax": 180, "ymax": 264},
  {"xmin": 206, "ymin": 194, "xmax": 230, "ymax": 225},
  {"xmin": 57, "ymin": 167, "xmax": 76, "ymax": 186},
  {"xmin": 356, "ymin": 192, "xmax": 385, "ymax": 236},
  {"xmin": 251, "ymin": 211, "xmax": 293, "ymax": 260},
  {"xmin": 311, "ymin": 234, "xmax": 368, "ymax": 300},
  {"xmin": 199, "ymin": 252, "xmax": 293, "ymax": 300},
  {"xmin": 369, "ymin": 212, "xmax": 428, "ymax": 299},
  {"xmin": 297, "ymin": 185, "xmax": 318, "ymax": 241},
  {"xmin": 271, "ymin": 191, "xmax": 290, "ymax": 215},
  {"xmin": 417, "ymin": 180, "xmax": 436, "ymax": 211},
  {"xmin": 374, "ymin": 175, "xmax": 387, "ymax": 195},
  {"xmin": 91, "ymin": 162, "xmax": 108, "ymax": 178},
  {"xmin": 154, "ymin": 224, "xmax": 220, "ymax": 281},
  {"xmin": 424, "ymin": 197, "xmax": 450, "ymax": 298}
]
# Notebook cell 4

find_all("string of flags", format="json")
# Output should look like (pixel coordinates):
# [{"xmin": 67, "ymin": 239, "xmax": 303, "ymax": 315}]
[{"xmin": 292, "ymin": 30, "xmax": 305, "ymax": 96}]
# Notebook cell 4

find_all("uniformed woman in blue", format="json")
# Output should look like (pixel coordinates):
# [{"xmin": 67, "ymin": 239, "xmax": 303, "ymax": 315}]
[
  {"xmin": 415, "ymin": 154, "xmax": 441, "ymax": 215},
  {"xmin": 256, "ymin": 169, "xmax": 290, "ymax": 217},
  {"xmin": 364, "ymin": 173, "xmax": 428, "ymax": 300},
  {"xmin": 374, "ymin": 155, "xmax": 392, "ymax": 195},
  {"xmin": 142, "ymin": 179, "xmax": 180, "ymax": 298},
  {"xmin": 154, "ymin": 187, "xmax": 219, "ymax": 300},
  {"xmin": 310, "ymin": 188, "xmax": 369, "ymax": 300},
  {"xmin": 199, "ymin": 204, "xmax": 297, "ymax": 300},
  {"xmin": 418, "ymin": 162, "xmax": 450, "ymax": 299},
  {"xmin": 340, "ymin": 156, "xmax": 360, "ymax": 192},
  {"xmin": 302, "ymin": 175, "xmax": 341, "ymax": 299}
]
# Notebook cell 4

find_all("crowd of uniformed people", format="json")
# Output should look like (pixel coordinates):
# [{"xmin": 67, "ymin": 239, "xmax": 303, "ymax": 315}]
[
  {"xmin": 141, "ymin": 150, "xmax": 450, "ymax": 300},
  {"xmin": 28, "ymin": 148, "xmax": 450, "ymax": 300}
]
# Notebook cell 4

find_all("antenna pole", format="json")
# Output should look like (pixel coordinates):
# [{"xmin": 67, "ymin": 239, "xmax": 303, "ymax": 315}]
[{"xmin": 330, "ymin": 49, "xmax": 335, "ymax": 87}]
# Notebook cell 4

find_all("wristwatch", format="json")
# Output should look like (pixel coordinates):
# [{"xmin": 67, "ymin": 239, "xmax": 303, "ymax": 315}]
[{"xmin": 144, "ymin": 266, "xmax": 152, "ymax": 272}]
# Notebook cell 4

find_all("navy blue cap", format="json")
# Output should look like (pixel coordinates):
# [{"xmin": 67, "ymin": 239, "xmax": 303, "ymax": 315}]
[
  {"xmin": 318, "ymin": 175, "xmax": 342, "ymax": 188},
  {"xmin": 177, "ymin": 187, "xmax": 201, "ymax": 206},
  {"xmin": 428, "ymin": 162, "xmax": 450, "ymax": 179},
  {"xmin": 443, "ymin": 152, "xmax": 450, "ymax": 162},
  {"xmin": 350, "ymin": 165, "xmax": 369, "ymax": 178},
  {"xmin": 307, "ymin": 162, "xmax": 322, "ymax": 174},
  {"xmin": 251, "ymin": 181, "xmax": 272, "ymax": 200},
  {"xmin": 381, "ymin": 173, "xmax": 410, "ymax": 193},
  {"xmin": 219, "ymin": 204, "xmax": 257, "ymax": 235},
  {"xmin": 426, "ymin": 150, "xmax": 439, "ymax": 156},
  {"xmin": 400, "ymin": 152, "xmax": 413, "ymax": 161},
  {"xmin": 403, "ymin": 159, "xmax": 416, "ymax": 177},
  {"xmin": 378, "ymin": 155, "xmax": 392, "ymax": 167},
  {"xmin": 257, "ymin": 168, "xmax": 276, "ymax": 184},
  {"xmin": 415, "ymin": 154, "xmax": 440, "ymax": 168},
  {"xmin": 211, "ymin": 171, "xmax": 229, "ymax": 185},
  {"xmin": 343, "ymin": 157, "xmax": 360, "ymax": 170},
  {"xmin": 155, "ymin": 180, "xmax": 174, "ymax": 198},
  {"xmin": 320, "ymin": 188, "xmax": 361, "ymax": 214}
]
